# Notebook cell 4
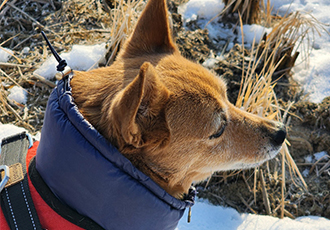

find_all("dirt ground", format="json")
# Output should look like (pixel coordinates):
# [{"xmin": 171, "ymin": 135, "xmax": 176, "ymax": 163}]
[{"xmin": 1, "ymin": 0, "xmax": 329, "ymax": 220}]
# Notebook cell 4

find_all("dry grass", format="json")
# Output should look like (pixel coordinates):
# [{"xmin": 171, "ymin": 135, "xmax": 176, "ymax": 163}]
[
  {"xmin": 258, "ymin": 11, "xmax": 329, "ymax": 78},
  {"xmin": 235, "ymin": 36, "xmax": 307, "ymax": 218},
  {"xmin": 104, "ymin": 0, "xmax": 145, "ymax": 66}
]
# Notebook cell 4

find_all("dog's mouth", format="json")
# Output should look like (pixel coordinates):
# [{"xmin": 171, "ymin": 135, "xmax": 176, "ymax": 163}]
[
  {"xmin": 233, "ymin": 144, "xmax": 283, "ymax": 170},
  {"xmin": 207, "ymin": 142, "xmax": 283, "ymax": 172},
  {"xmin": 267, "ymin": 144, "xmax": 283, "ymax": 159}
]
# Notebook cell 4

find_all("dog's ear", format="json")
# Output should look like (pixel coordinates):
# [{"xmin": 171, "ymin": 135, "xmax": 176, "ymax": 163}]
[
  {"xmin": 110, "ymin": 62, "xmax": 170, "ymax": 149},
  {"xmin": 120, "ymin": 0, "xmax": 177, "ymax": 58}
]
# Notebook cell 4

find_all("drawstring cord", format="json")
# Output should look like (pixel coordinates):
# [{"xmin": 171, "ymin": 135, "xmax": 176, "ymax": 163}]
[
  {"xmin": 188, "ymin": 207, "xmax": 192, "ymax": 223},
  {"xmin": 184, "ymin": 186, "xmax": 197, "ymax": 223},
  {"xmin": 41, "ymin": 31, "xmax": 72, "ymax": 79},
  {"xmin": 41, "ymin": 31, "xmax": 67, "ymax": 72}
]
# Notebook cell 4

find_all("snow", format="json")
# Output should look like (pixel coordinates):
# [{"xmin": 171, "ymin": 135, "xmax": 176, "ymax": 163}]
[
  {"xmin": 34, "ymin": 43, "xmax": 107, "ymax": 80},
  {"xmin": 238, "ymin": 24, "xmax": 272, "ymax": 45},
  {"xmin": 22, "ymin": 47, "xmax": 30, "ymax": 55},
  {"xmin": 176, "ymin": 199, "xmax": 330, "ymax": 230},
  {"xmin": 177, "ymin": 200, "xmax": 241, "ymax": 230},
  {"xmin": 304, "ymin": 151, "xmax": 328, "ymax": 164},
  {"xmin": 314, "ymin": 151, "xmax": 328, "ymax": 161},
  {"xmin": 237, "ymin": 213, "xmax": 330, "ymax": 230},
  {"xmin": 0, "ymin": 47, "xmax": 13, "ymax": 62},
  {"xmin": 302, "ymin": 168, "xmax": 309, "ymax": 177},
  {"xmin": 179, "ymin": 0, "xmax": 232, "ymax": 44},
  {"xmin": 202, "ymin": 51, "xmax": 225, "ymax": 68},
  {"xmin": 304, "ymin": 155, "xmax": 313, "ymax": 163},
  {"xmin": 178, "ymin": 0, "xmax": 224, "ymax": 22},
  {"xmin": 7, "ymin": 86, "xmax": 28, "ymax": 104}
]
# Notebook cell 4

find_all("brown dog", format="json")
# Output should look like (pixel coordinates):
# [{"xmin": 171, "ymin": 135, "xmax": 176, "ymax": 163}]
[{"xmin": 70, "ymin": 0, "xmax": 286, "ymax": 199}]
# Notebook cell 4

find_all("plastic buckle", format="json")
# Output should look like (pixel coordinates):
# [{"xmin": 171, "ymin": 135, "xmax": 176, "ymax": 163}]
[{"xmin": 0, "ymin": 165, "xmax": 10, "ymax": 193}]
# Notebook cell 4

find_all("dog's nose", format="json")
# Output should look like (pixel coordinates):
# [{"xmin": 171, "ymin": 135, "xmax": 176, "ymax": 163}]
[{"xmin": 270, "ymin": 124, "xmax": 286, "ymax": 146}]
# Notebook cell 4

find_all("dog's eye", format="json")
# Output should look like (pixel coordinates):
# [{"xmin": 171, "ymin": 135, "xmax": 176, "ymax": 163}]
[{"xmin": 209, "ymin": 125, "xmax": 226, "ymax": 139}]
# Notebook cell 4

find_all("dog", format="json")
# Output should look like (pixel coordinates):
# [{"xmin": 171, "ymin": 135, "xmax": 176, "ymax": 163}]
[
  {"xmin": 0, "ymin": 0, "xmax": 287, "ymax": 229},
  {"xmin": 70, "ymin": 0, "xmax": 286, "ymax": 199}
]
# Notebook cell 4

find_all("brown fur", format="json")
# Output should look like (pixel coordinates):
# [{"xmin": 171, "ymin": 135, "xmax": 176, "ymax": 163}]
[{"xmin": 71, "ymin": 0, "xmax": 286, "ymax": 198}]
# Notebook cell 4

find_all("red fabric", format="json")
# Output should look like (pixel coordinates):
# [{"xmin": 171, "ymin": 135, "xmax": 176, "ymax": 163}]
[{"xmin": 0, "ymin": 141, "xmax": 84, "ymax": 230}]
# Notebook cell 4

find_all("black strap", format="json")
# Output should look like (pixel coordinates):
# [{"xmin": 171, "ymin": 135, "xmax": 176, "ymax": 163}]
[{"xmin": 0, "ymin": 133, "xmax": 43, "ymax": 230}]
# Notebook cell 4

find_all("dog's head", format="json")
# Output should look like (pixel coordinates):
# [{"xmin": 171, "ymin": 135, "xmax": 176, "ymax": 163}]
[{"xmin": 72, "ymin": 0, "xmax": 286, "ymax": 198}]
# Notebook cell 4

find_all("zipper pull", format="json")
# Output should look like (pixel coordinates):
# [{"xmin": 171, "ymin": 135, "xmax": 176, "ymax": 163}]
[{"xmin": 187, "ymin": 206, "xmax": 192, "ymax": 223}]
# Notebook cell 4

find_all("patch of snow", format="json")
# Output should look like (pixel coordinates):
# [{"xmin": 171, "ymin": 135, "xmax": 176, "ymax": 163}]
[
  {"xmin": 177, "ymin": 199, "xmax": 330, "ymax": 230},
  {"xmin": 203, "ymin": 51, "xmax": 225, "ymax": 68},
  {"xmin": 302, "ymin": 168, "xmax": 310, "ymax": 177},
  {"xmin": 314, "ymin": 151, "xmax": 328, "ymax": 161},
  {"xmin": 0, "ymin": 47, "xmax": 13, "ymax": 62},
  {"xmin": 178, "ymin": 0, "xmax": 224, "ymax": 23},
  {"xmin": 177, "ymin": 199, "xmax": 242, "ymax": 230},
  {"xmin": 305, "ymin": 155, "xmax": 313, "ymax": 163},
  {"xmin": 7, "ymin": 86, "xmax": 28, "ymax": 104},
  {"xmin": 237, "ymin": 24, "xmax": 272, "ymax": 44},
  {"xmin": 237, "ymin": 213, "xmax": 330, "ymax": 230},
  {"xmin": 207, "ymin": 23, "xmax": 236, "ymax": 43},
  {"xmin": 34, "ymin": 43, "xmax": 107, "ymax": 80},
  {"xmin": 22, "ymin": 47, "xmax": 30, "ymax": 55},
  {"xmin": 203, "ymin": 58, "xmax": 219, "ymax": 68},
  {"xmin": 179, "ymin": 0, "xmax": 234, "ymax": 44}
]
